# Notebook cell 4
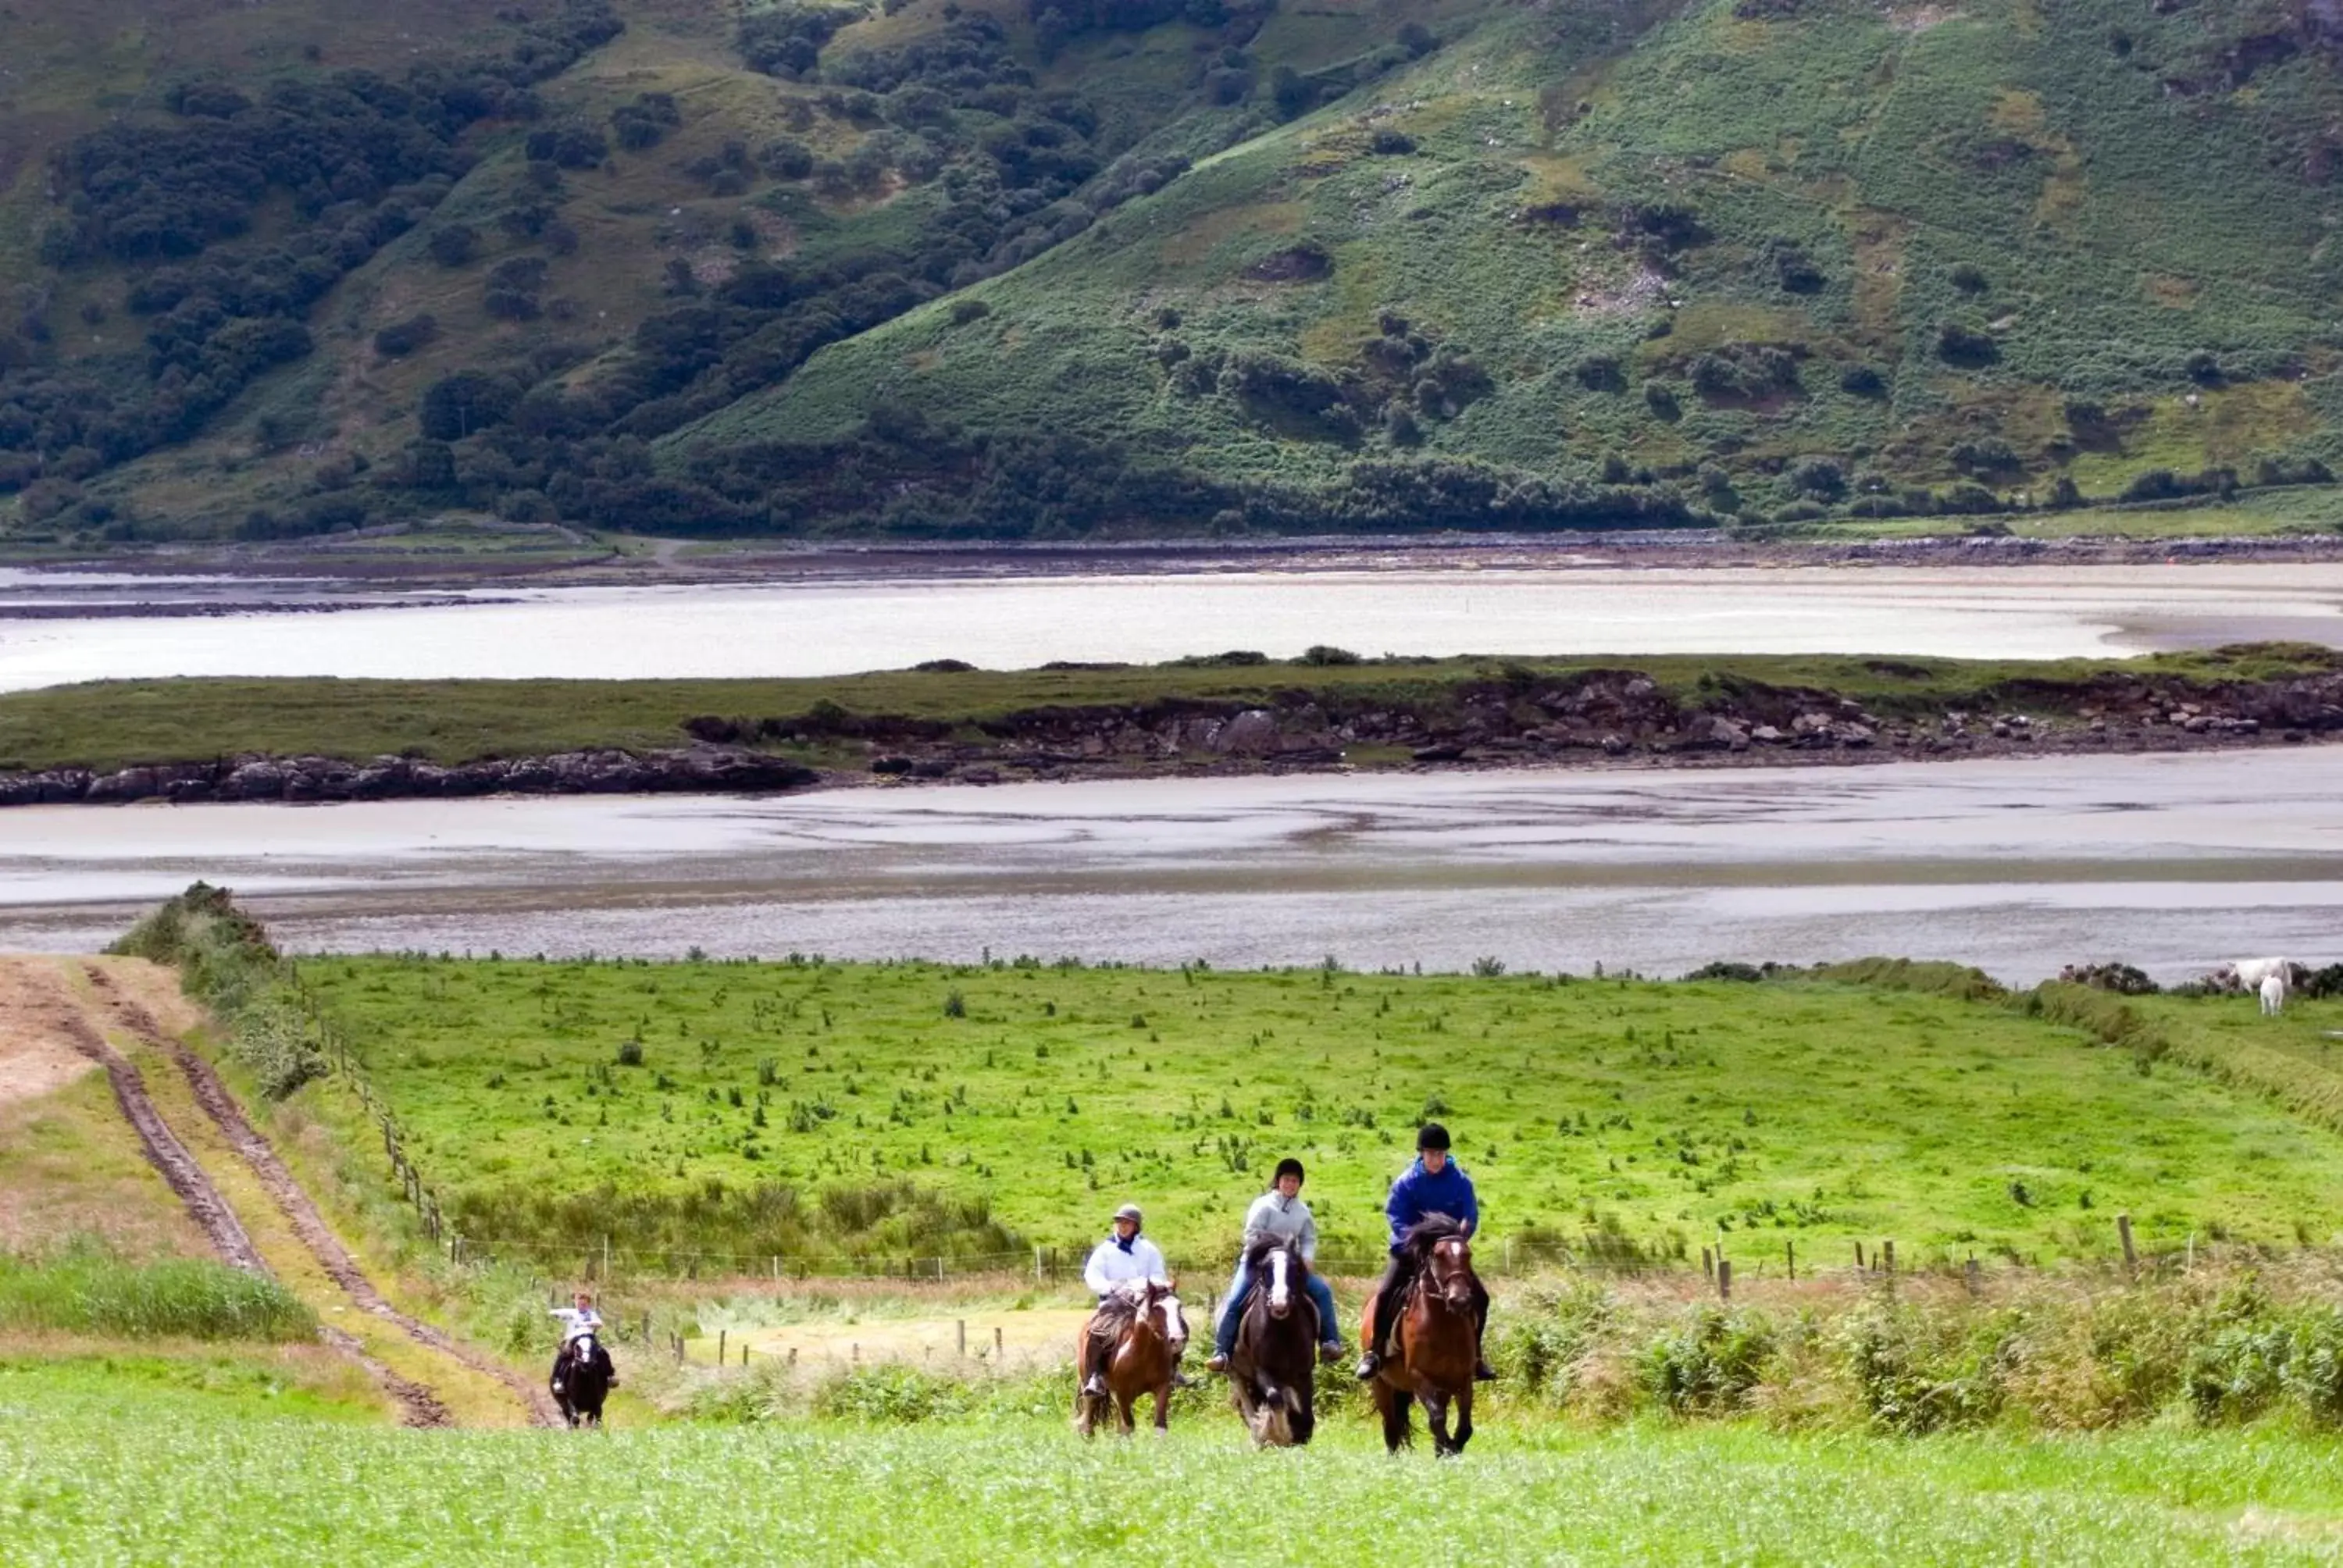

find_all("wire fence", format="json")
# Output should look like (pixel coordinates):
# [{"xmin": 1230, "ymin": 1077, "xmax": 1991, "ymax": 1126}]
[{"xmin": 437, "ymin": 1221, "xmax": 2194, "ymax": 1292}]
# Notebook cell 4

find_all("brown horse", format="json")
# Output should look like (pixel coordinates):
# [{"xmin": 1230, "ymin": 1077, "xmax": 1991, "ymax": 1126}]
[
  {"xmin": 1229, "ymin": 1235, "xmax": 1319, "ymax": 1447},
  {"xmin": 1363, "ymin": 1216, "xmax": 1480, "ymax": 1455},
  {"xmin": 1074, "ymin": 1281, "xmax": 1186, "ymax": 1437}
]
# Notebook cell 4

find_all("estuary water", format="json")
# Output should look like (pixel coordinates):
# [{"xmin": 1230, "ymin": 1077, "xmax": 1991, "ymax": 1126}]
[
  {"xmin": 5, "ymin": 750, "xmax": 2337, "ymax": 984},
  {"xmin": 3, "ymin": 561, "xmax": 2342, "ymax": 690}
]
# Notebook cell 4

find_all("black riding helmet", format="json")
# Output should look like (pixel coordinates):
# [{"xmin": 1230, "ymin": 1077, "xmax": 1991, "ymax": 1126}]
[
  {"xmin": 1417, "ymin": 1122, "xmax": 1451, "ymax": 1151},
  {"xmin": 1274, "ymin": 1156, "xmax": 1305, "ymax": 1183}
]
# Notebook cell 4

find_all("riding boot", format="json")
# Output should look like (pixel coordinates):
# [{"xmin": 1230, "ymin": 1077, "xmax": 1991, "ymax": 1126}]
[
  {"xmin": 1471, "ymin": 1282, "xmax": 1497, "ymax": 1382},
  {"xmin": 1355, "ymin": 1257, "xmax": 1410, "ymax": 1381}
]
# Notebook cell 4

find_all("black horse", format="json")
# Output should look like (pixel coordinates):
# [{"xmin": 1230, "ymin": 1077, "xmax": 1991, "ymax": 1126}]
[
  {"xmin": 551, "ymin": 1332, "xmax": 616, "ymax": 1428},
  {"xmin": 1229, "ymin": 1235, "xmax": 1319, "ymax": 1446}
]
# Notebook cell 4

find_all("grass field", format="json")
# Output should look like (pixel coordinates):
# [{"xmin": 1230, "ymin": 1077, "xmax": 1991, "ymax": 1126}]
[
  {"xmin": 3, "ymin": 644, "xmax": 2331, "ymax": 772},
  {"xmin": 11, "ymin": 1358, "xmax": 2343, "ymax": 1565},
  {"xmin": 294, "ymin": 953, "xmax": 2343, "ymax": 1270}
]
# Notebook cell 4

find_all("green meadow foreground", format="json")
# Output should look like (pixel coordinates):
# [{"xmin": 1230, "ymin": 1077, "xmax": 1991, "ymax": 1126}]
[{"xmin": 9, "ymin": 1359, "xmax": 2343, "ymax": 1567}]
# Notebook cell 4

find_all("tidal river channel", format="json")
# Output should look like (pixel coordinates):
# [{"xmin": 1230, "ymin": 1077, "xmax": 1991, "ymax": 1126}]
[
  {"xmin": 5, "ymin": 561, "xmax": 2343, "ymax": 687},
  {"xmin": 5, "ymin": 750, "xmax": 2338, "ymax": 984}
]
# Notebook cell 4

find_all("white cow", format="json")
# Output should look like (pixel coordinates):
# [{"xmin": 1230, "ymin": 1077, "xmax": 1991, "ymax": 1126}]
[
  {"xmin": 2232, "ymin": 957, "xmax": 2292, "ymax": 992},
  {"xmin": 2262, "ymin": 971, "xmax": 2288, "ymax": 1016}
]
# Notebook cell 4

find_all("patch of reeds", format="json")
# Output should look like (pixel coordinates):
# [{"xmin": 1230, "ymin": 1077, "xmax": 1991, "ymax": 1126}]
[
  {"xmin": 451, "ymin": 1178, "xmax": 1022, "ymax": 1274},
  {"xmin": 1492, "ymin": 1253, "xmax": 2343, "ymax": 1434},
  {"xmin": 0, "ymin": 1241, "xmax": 316, "ymax": 1342}
]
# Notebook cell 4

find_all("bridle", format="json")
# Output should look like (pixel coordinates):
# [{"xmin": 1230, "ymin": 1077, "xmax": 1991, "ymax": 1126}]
[{"xmin": 1423, "ymin": 1236, "xmax": 1475, "ymax": 1311}]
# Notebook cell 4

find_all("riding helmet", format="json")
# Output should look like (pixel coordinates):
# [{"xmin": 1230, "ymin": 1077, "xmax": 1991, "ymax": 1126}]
[
  {"xmin": 1113, "ymin": 1202, "xmax": 1144, "ymax": 1225},
  {"xmin": 1274, "ymin": 1156, "xmax": 1305, "ymax": 1184},
  {"xmin": 1417, "ymin": 1122, "xmax": 1451, "ymax": 1150}
]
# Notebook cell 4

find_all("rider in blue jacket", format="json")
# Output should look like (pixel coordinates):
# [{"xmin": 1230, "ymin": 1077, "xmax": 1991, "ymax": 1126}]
[{"xmin": 1354, "ymin": 1123, "xmax": 1495, "ymax": 1383}]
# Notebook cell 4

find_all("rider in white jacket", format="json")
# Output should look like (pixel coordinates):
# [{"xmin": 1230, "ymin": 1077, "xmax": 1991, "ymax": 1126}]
[
  {"xmin": 547, "ymin": 1288, "xmax": 604, "ymax": 1392},
  {"xmin": 1078, "ymin": 1203, "xmax": 1188, "ymax": 1395}
]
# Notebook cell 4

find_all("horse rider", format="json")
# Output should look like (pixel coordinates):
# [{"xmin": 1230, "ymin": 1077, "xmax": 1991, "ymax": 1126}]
[
  {"xmin": 548, "ymin": 1287, "xmax": 605, "ymax": 1394},
  {"xmin": 1204, "ymin": 1156, "xmax": 1343, "ymax": 1374},
  {"xmin": 1079, "ymin": 1202, "xmax": 1190, "ymax": 1396},
  {"xmin": 1354, "ymin": 1122, "xmax": 1496, "ymax": 1384}
]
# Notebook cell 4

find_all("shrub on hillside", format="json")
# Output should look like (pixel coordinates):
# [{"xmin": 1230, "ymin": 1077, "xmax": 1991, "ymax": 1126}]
[{"xmin": 372, "ymin": 314, "xmax": 438, "ymax": 358}]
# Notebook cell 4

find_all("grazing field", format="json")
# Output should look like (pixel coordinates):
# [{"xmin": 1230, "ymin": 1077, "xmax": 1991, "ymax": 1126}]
[
  {"xmin": 9, "ymin": 1360, "xmax": 2343, "ymax": 1566},
  {"xmin": 294, "ymin": 953, "xmax": 2343, "ymax": 1269}
]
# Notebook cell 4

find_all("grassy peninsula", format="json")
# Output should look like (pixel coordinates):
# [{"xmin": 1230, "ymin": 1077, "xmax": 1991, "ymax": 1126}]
[{"xmin": 2, "ymin": 644, "xmax": 2337, "ymax": 776}]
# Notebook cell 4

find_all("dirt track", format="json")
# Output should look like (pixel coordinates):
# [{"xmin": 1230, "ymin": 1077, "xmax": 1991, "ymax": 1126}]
[
  {"xmin": 80, "ymin": 965, "xmax": 558, "ymax": 1425},
  {"xmin": 2, "ymin": 957, "xmax": 546, "ymax": 1427}
]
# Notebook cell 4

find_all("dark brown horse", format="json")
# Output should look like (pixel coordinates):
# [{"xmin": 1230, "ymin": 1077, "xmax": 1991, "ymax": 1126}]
[
  {"xmin": 1074, "ymin": 1281, "xmax": 1186, "ymax": 1437},
  {"xmin": 1363, "ymin": 1216, "xmax": 1479, "ymax": 1455},
  {"xmin": 551, "ymin": 1331, "xmax": 615, "ymax": 1429},
  {"xmin": 1229, "ymin": 1235, "xmax": 1319, "ymax": 1446}
]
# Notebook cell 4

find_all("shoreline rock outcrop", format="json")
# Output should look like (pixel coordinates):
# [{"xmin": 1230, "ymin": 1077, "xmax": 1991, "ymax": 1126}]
[{"xmin": 0, "ymin": 746, "xmax": 817, "ymax": 807}]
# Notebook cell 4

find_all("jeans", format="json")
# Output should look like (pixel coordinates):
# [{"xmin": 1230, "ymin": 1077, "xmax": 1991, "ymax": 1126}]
[{"xmin": 1214, "ymin": 1260, "xmax": 1341, "ymax": 1356}]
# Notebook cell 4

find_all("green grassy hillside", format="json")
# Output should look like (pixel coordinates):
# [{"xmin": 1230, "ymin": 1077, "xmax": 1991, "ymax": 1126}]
[
  {"xmin": 290, "ymin": 953, "xmax": 2343, "ymax": 1269},
  {"xmin": 7, "ymin": 0, "xmax": 2343, "ymax": 541}
]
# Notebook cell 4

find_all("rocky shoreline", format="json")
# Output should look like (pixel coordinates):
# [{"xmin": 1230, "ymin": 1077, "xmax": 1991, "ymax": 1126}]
[
  {"xmin": 10, "ymin": 664, "xmax": 2343, "ymax": 807},
  {"xmin": 0, "ymin": 746, "xmax": 817, "ymax": 807}
]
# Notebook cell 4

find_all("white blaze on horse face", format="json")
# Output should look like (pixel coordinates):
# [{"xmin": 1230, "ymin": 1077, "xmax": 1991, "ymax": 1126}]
[
  {"xmin": 1159, "ymin": 1295, "xmax": 1187, "ymax": 1344},
  {"xmin": 1268, "ymin": 1247, "xmax": 1292, "ymax": 1311}
]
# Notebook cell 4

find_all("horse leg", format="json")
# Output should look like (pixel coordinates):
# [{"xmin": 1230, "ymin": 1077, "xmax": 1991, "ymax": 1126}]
[
  {"xmin": 1114, "ymin": 1388, "xmax": 1136, "ymax": 1437},
  {"xmin": 1452, "ymin": 1384, "xmax": 1472, "ymax": 1455},
  {"xmin": 1154, "ymin": 1383, "xmax": 1171, "ymax": 1434},
  {"xmin": 1426, "ymin": 1390, "xmax": 1456, "ymax": 1456},
  {"xmin": 1376, "ymin": 1382, "xmax": 1411, "ymax": 1452}
]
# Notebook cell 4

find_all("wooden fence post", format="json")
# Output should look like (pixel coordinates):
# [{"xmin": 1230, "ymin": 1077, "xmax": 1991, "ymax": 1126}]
[
  {"xmin": 718, "ymin": 1329, "xmax": 726, "ymax": 1365},
  {"xmin": 1717, "ymin": 1259, "xmax": 1731, "ymax": 1302},
  {"xmin": 1701, "ymin": 1246, "xmax": 1714, "ymax": 1281},
  {"xmin": 1784, "ymin": 1239, "xmax": 1795, "ymax": 1282},
  {"xmin": 1854, "ymin": 1241, "xmax": 1865, "ymax": 1271},
  {"xmin": 958, "ymin": 1320, "xmax": 967, "ymax": 1357},
  {"xmin": 995, "ymin": 1325, "xmax": 1004, "ymax": 1358},
  {"xmin": 1964, "ymin": 1255, "xmax": 1981, "ymax": 1295},
  {"xmin": 1034, "ymin": 1245, "xmax": 1045, "ymax": 1282},
  {"xmin": 1881, "ymin": 1240, "xmax": 1895, "ymax": 1275}
]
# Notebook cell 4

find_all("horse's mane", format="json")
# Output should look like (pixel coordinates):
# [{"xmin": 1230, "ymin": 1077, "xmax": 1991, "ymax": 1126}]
[
  {"xmin": 1396, "ymin": 1213, "xmax": 1466, "ymax": 1260},
  {"xmin": 1243, "ymin": 1232, "xmax": 1311, "ymax": 1273}
]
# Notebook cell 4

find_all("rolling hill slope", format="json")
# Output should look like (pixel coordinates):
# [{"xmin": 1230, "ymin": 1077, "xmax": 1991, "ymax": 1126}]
[{"xmin": 4, "ymin": 0, "xmax": 2342, "ymax": 540}]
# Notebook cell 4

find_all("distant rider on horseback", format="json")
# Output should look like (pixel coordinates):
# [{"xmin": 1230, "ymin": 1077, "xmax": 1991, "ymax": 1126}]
[
  {"xmin": 1354, "ymin": 1124, "xmax": 1495, "ymax": 1383},
  {"xmin": 1204, "ymin": 1156, "xmax": 1343, "ymax": 1374},
  {"xmin": 548, "ymin": 1287, "xmax": 606, "ymax": 1395},
  {"xmin": 1079, "ymin": 1202, "xmax": 1189, "ymax": 1397}
]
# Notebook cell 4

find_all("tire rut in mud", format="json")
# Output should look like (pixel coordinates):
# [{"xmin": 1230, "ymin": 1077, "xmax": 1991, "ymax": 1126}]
[
  {"xmin": 84, "ymin": 966, "xmax": 560, "ymax": 1427},
  {"xmin": 42, "ymin": 973, "xmax": 446, "ymax": 1426},
  {"xmin": 53, "ymin": 1010, "xmax": 266, "ymax": 1273}
]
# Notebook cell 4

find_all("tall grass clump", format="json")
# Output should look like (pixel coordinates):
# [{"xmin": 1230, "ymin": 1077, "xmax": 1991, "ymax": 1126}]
[
  {"xmin": 0, "ymin": 1242, "xmax": 315, "ymax": 1342},
  {"xmin": 109, "ymin": 882, "xmax": 326, "ymax": 1098},
  {"xmin": 1494, "ymin": 1255, "xmax": 2343, "ymax": 1435}
]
